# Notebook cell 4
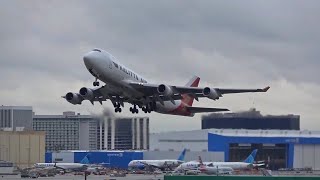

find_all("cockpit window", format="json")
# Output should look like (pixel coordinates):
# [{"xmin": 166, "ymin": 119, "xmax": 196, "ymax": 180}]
[
  {"xmin": 113, "ymin": 62, "xmax": 119, "ymax": 68},
  {"xmin": 92, "ymin": 48, "xmax": 101, "ymax": 52}
]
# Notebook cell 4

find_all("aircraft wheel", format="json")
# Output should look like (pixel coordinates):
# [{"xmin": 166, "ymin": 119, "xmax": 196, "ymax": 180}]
[
  {"xmin": 118, "ymin": 108, "xmax": 122, "ymax": 113},
  {"xmin": 135, "ymin": 109, "xmax": 139, "ymax": 114},
  {"xmin": 115, "ymin": 108, "xmax": 118, "ymax": 113},
  {"xmin": 130, "ymin": 107, "xmax": 133, "ymax": 112},
  {"xmin": 93, "ymin": 81, "xmax": 99, "ymax": 86}
]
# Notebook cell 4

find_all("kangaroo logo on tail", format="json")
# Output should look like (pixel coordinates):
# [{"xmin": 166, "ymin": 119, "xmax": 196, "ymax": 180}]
[{"xmin": 181, "ymin": 76, "xmax": 200, "ymax": 106}]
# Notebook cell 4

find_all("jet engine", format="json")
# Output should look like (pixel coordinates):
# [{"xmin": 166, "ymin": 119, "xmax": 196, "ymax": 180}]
[
  {"xmin": 157, "ymin": 84, "xmax": 174, "ymax": 96},
  {"xmin": 203, "ymin": 87, "xmax": 220, "ymax": 100},
  {"xmin": 136, "ymin": 162, "xmax": 145, "ymax": 170},
  {"xmin": 65, "ymin": 92, "xmax": 82, "ymax": 104},
  {"xmin": 79, "ymin": 87, "xmax": 94, "ymax": 100}
]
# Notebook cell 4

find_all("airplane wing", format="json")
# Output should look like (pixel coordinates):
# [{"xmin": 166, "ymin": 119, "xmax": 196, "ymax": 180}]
[
  {"xmin": 186, "ymin": 107, "xmax": 229, "ymax": 113},
  {"xmin": 129, "ymin": 82, "xmax": 270, "ymax": 100},
  {"xmin": 62, "ymin": 85, "xmax": 185, "ymax": 105},
  {"xmin": 63, "ymin": 81, "xmax": 269, "ymax": 106}
]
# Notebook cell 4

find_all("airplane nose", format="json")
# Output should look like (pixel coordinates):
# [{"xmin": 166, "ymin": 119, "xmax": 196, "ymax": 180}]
[{"xmin": 83, "ymin": 52, "xmax": 93, "ymax": 66}]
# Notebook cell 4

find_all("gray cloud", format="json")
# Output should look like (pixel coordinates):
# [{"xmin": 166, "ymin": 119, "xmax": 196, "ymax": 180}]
[{"xmin": 0, "ymin": 0, "xmax": 319, "ymax": 132}]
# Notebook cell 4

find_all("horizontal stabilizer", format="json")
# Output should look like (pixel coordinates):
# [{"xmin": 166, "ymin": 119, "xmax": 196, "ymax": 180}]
[{"xmin": 187, "ymin": 107, "xmax": 229, "ymax": 113}]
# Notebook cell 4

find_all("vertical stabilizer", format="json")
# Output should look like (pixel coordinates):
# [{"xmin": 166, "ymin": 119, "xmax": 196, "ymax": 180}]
[
  {"xmin": 177, "ymin": 148, "xmax": 187, "ymax": 161},
  {"xmin": 243, "ymin": 149, "xmax": 258, "ymax": 163},
  {"xmin": 181, "ymin": 76, "xmax": 200, "ymax": 106}
]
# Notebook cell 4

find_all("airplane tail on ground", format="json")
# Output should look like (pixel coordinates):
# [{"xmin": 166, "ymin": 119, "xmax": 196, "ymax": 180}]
[
  {"xmin": 243, "ymin": 149, "xmax": 258, "ymax": 163},
  {"xmin": 181, "ymin": 76, "xmax": 200, "ymax": 106},
  {"xmin": 177, "ymin": 148, "xmax": 187, "ymax": 161}
]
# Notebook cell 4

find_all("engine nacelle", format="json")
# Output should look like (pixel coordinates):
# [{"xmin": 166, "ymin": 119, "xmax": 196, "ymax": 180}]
[
  {"xmin": 203, "ymin": 87, "xmax": 220, "ymax": 100},
  {"xmin": 157, "ymin": 84, "xmax": 174, "ymax": 96},
  {"xmin": 65, "ymin": 92, "xmax": 82, "ymax": 105},
  {"xmin": 79, "ymin": 87, "xmax": 94, "ymax": 100}
]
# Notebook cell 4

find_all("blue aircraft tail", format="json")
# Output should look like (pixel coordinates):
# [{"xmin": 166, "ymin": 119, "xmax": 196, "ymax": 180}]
[
  {"xmin": 80, "ymin": 153, "xmax": 91, "ymax": 164},
  {"xmin": 243, "ymin": 149, "xmax": 258, "ymax": 163},
  {"xmin": 177, "ymin": 149, "xmax": 187, "ymax": 161}
]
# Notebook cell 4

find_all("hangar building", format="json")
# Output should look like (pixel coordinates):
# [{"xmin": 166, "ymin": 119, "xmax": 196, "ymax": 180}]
[
  {"xmin": 45, "ymin": 150, "xmax": 143, "ymax": 169},
  {"xmin": 150, "ymin": 129, "xmax": 320, "ymax": 170},
  {"xmin": 202, "ymin": 108, "xmax": 300, "ymax": 130}
]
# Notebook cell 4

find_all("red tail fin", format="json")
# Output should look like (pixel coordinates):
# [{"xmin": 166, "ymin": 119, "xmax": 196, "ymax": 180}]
[{"xmin": 181, "ymin": 76, "xmax": 200, "ymax": 106}]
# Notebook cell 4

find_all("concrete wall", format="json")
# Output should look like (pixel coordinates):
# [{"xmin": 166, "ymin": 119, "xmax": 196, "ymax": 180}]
[
  {"xmin": 294, "ymin": 144, "xmax": 320, "ymax": 170},
  {"xmin": 143, "ymin": 151, "xmax": 224, "ymax": 162},
  {"xmin": 0, "ymin": 131, "xmax": 45, "ymax": 168},
  {"xmin": 150, "ymin": 130, "xmax": 209, "ymax": 151}
]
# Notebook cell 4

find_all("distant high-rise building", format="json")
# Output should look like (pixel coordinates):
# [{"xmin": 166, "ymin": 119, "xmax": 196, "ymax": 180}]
[
  {"xmin": 0, "ymin": 106, "xmax": 33, "ymax": 131},
  {"xmin": 33, "ymin": 111, "xmax": 149, "ymax": 151},
  {"xmin": 97, "ymin": 117, "xmax": 149, "ymax": 150},
  {"xmin": 33, "ymin": 111, "xmax": 99, "ymax": 151},
  {"xmin": 202, "ymin": 108, "xmax": 300, "ymax": 130}
]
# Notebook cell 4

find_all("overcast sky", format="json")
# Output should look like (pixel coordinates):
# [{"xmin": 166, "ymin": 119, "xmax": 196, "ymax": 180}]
[{"xmin": 1, "ymin": 0, "xmax": 319, "ymax": 132}]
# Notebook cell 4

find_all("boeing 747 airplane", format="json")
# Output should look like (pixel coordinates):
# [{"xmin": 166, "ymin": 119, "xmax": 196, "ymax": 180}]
[{"xmin": 63, "ymin": 48, "xmax": 270, "ymax": 116}]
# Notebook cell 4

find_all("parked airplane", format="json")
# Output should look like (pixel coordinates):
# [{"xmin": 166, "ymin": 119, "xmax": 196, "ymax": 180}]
[
  {"xmin": 34, "ymin": 154, "xmax": 90, "ymax": 172},
  {"xmin": 63, "ymin": 48, "xmax": 270, "ymax": 116},
  {"xmin": 175, "ymin": 156, "xmax": 233, "ymax": 175},
  {"xmin": 128, "ymin": 149, "xmax": 187, "ymax": 171},
  {"xmin": 208, "ymin": 149, "xmax": 261, "ymax": 170},
  {"xmin": 176, "ymin": 149, "xmax": 260, "ymax": 173}
]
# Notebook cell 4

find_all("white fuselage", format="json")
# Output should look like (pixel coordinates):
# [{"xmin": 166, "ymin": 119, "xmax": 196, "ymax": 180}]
[
  {"xmin": 209, "ymin": 162, "xmax": 251, "ymax": 170},
  {"xmin": 176, "ymin": 161, "xmax": 233, "ymax": 175},
  {"xmin": 178, "ymin": 161, "xmax": 250, "ymax": 171},
  {"xmin": 83, "ymin": 50, "xmax": 188, "ymax": 115},
  {"xmin": 34, "ymin": 163, "xmax": 86, "ymax": 171},
  {"xmin": 128, "ymin": 160, "xmax": 183, "ymax": 169}
]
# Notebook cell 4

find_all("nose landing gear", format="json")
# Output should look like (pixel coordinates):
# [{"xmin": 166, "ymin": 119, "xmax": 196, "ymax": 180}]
[
  {"xmin": 93, "ymin": 81, "xmax": 99, "ymax": 86},
  {"xmin": 93, "ymin": 77, "xmax": 99, "ymax": 86}
]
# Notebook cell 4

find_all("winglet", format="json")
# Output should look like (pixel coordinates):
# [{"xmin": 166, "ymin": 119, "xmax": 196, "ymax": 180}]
[{"xmin": 262, "ymin": 86, "xmax": 270, "ymax": 92}]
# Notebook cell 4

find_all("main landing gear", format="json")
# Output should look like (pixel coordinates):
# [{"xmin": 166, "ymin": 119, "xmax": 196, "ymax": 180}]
[
  {"xmin": 114, "ymin": 102, "xmax": 122, "ymax": 113},
  {"xmin": 130, "ymin": 105, "xmax": 139, "ymax": 114},
  {"xmin": 142, "ymin": 106, "xmax": 151, "ymax": 113}
]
